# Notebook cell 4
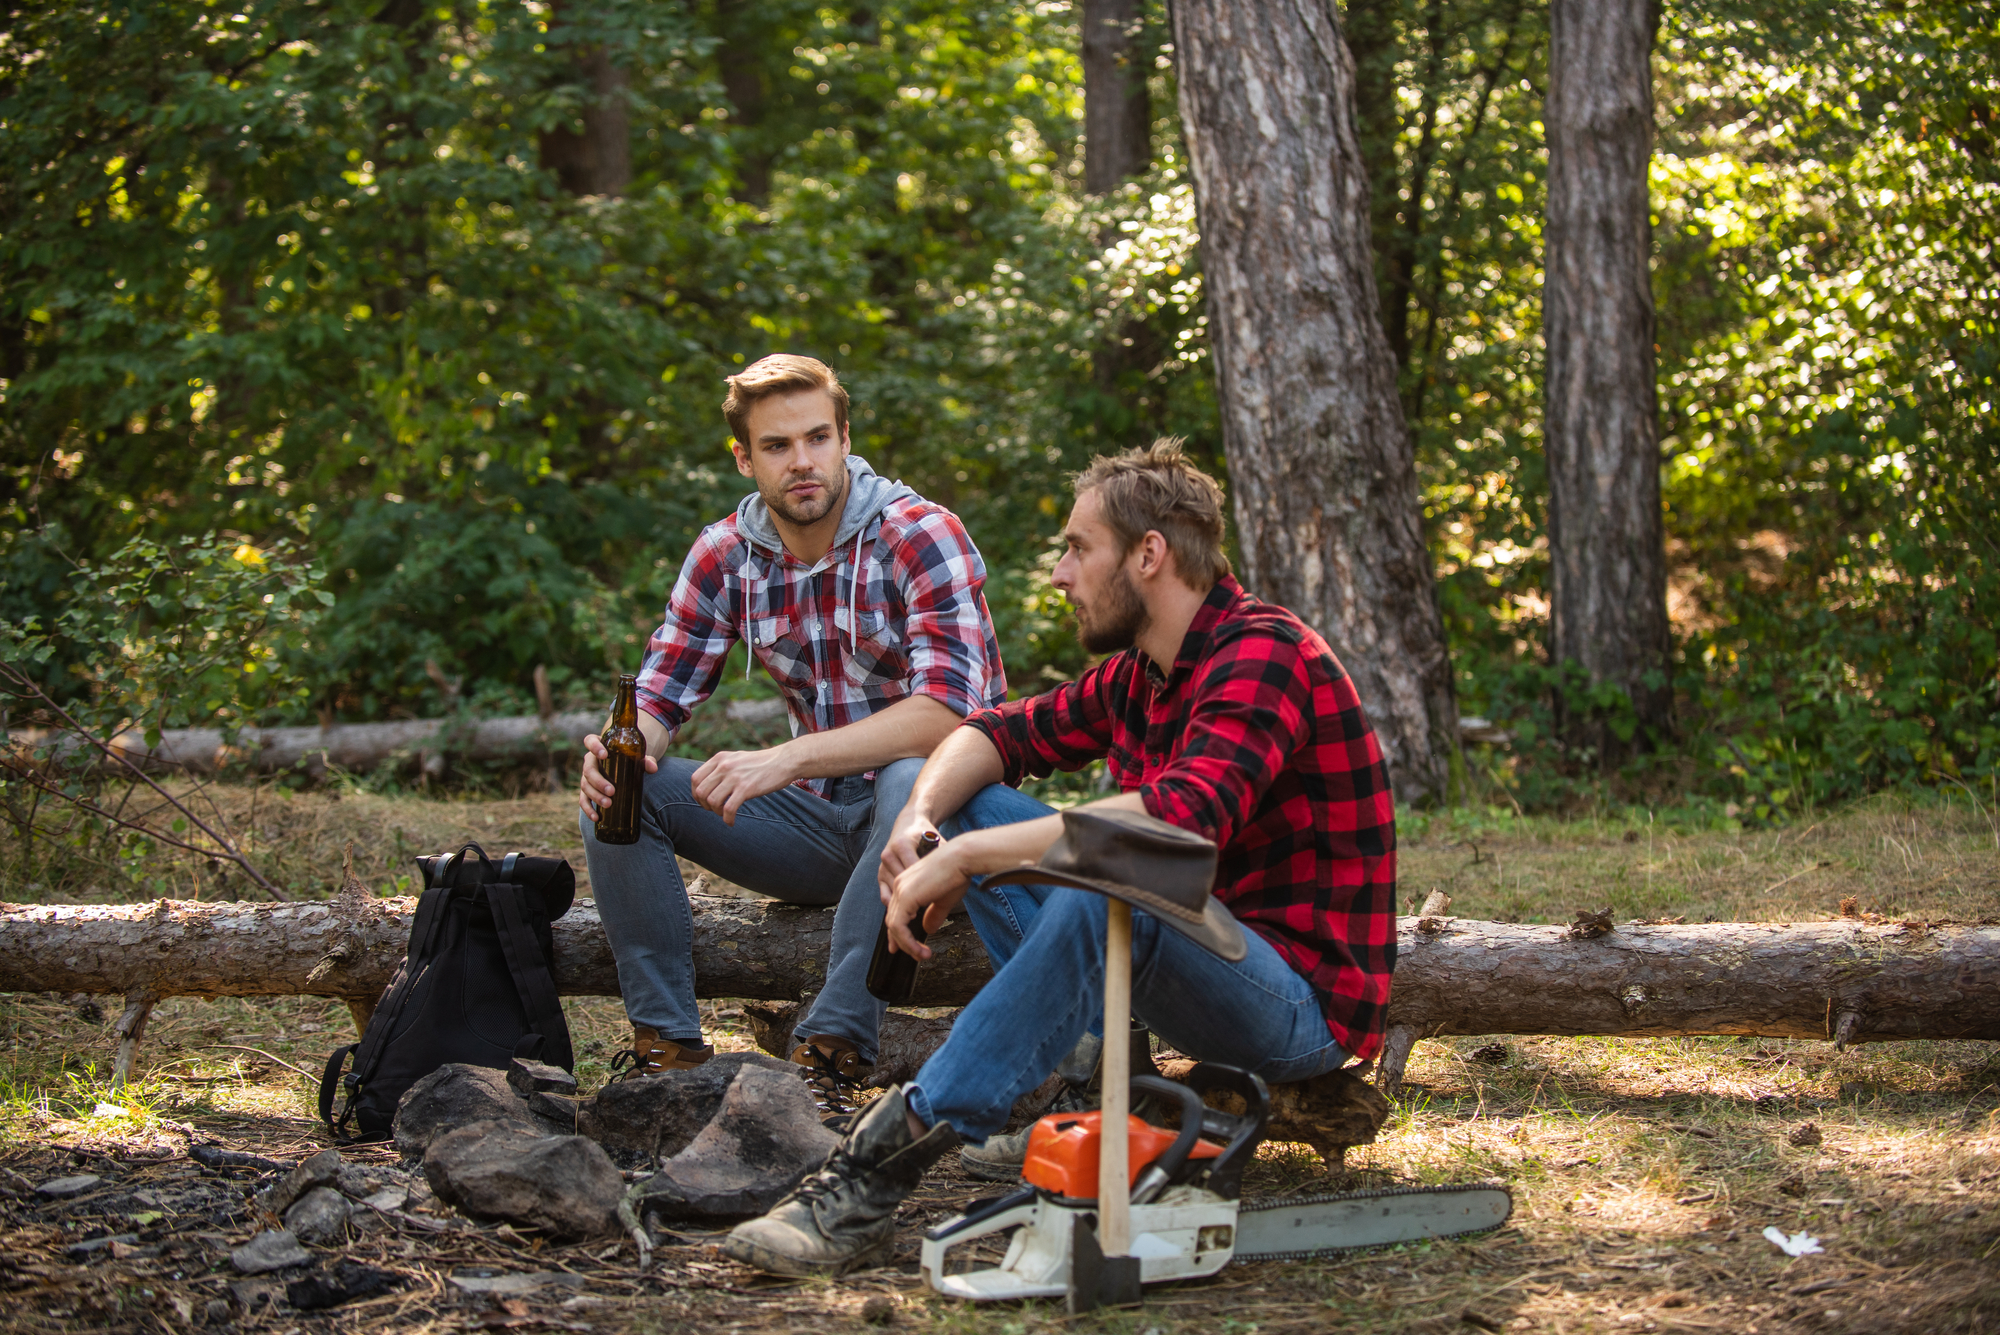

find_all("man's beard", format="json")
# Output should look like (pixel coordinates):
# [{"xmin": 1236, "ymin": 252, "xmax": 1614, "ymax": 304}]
[
  {"xmin": 1076, "ymin": 567, "xmax": 1148, "ymax": 655},
  {"xmin": 760, "ymin": 464, "xmax": 846, "ymax": 528}
]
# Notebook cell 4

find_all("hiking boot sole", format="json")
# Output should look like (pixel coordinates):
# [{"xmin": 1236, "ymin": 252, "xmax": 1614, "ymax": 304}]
[{"xmin": 718, "ymin": 1230, "xmax": 893, "ymax": 1278}]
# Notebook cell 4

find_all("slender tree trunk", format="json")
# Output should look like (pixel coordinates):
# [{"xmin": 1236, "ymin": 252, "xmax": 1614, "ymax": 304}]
[
  {"xmin": 1083, "ymin": 0, "xmax": 1151, "ymax": 194},
  {"xmin": 1543, "ymin": 0, "xmax": 1670, "ymax": 757},
  {"xmin": 717, "ymin": 0, "xmax": 772, "ymax": 204},
  {"xmin": 1171, "ymin": 0, "xmax": 1460, "ymax": 806},
  {"xmin": 539, "ymin": 1, "xmax": 631, "ymax": 198}
]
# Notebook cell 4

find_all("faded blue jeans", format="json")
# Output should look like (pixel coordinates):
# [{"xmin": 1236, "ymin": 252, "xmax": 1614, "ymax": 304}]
[
  {"xmin": 906, "ymin": 783, "xmax": 1349, "ymax": 1141},
  {"xmin": 580, "ymin": 756, "xmax": 924, "ymax": 1062}
]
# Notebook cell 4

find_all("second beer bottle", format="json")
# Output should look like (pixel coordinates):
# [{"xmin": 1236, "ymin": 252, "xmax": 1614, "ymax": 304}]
[
  {"xmin": 593, "ymin": 673, "xmax": 646, "ymax": 846},
  {"xmin": 865, "ymin": 830, "xmax": 941, "ymax": 1003}
]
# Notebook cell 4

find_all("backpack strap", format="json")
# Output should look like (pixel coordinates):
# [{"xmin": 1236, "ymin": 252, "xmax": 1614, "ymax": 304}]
[
  {"xmin": 328, "ymin": 870, "xmax": 459, "ymax": 1135},
  {"xmin": 318, "ymin": 1043, "xmax": 357, "ymax": 1129},
  {"xmin": 485, "ymin": 881, "xmax": 574, "ymax": 1071}
]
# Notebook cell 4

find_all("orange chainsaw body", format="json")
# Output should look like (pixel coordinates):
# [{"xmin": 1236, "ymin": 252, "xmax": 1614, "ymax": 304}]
[{"xmin": 1021, "ymin": 1110, "xmax": 1225, "ymax": 1199}]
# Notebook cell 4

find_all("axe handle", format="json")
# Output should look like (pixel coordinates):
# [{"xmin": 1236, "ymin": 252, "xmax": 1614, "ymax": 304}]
[{"xmin": 1098, "ymin": 899, "xmax": 1133, "ymax": 1254}]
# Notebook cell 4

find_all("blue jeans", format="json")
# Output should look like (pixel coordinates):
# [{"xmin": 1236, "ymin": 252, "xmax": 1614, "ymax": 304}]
[
  {"xmin": 580, "ymin": 756, "xmax": 924, "ymax": 1062},
  {"xmin": 907, "ymin": 784, "xmax": 1349, "ymax": 1140}
]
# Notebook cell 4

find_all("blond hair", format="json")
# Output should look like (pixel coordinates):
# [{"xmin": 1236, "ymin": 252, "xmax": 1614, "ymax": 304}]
[
  {"xmin": 722, "ymin": 354, "xmax": 850, "ymax": 445},
  {"xmin": 1072, "ymin": 438, "xmax": 1231, "ymax": 589}
]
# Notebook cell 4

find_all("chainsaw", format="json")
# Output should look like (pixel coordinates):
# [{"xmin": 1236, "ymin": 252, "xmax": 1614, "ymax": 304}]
[{"xmin": 921, "ymin": 1064, "xmax": 1512, "ymax": 1310}]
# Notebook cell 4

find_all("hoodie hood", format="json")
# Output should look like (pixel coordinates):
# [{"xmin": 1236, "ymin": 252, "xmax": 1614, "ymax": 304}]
[{"xmin": 734, "ymin": 454, "xmax": 917, "ymax": 559}]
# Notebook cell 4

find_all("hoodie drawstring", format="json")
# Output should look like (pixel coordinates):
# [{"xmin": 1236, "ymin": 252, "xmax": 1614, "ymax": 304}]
[
  {"xmin": 741, "ymin": 556, "xmax": 756, "ymax": 681},
  {"xmin": 846, "ymin": 526, "xmax": 866, "ymax": 658}
]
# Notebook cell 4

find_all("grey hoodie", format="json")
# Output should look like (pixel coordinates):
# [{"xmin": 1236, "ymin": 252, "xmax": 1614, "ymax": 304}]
[{"xmin": 733, "ymin": 454, "xmax": 918, "ymax": 558}]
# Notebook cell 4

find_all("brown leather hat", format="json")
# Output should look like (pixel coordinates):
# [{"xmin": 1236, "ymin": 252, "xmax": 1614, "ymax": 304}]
[{"xmin": 981, "ymin": 808, "xmax": 1246, "ymax": 961}]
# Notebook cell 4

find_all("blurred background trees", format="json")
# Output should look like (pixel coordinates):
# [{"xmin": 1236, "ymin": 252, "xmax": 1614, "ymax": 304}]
[{"xmin": 2, "ymin": 0, "xmax": 1994, "ymax": 817}]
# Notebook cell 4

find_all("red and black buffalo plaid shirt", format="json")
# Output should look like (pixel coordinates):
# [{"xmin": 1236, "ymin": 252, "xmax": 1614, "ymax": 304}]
[{"xmin": 964, "ymin": 576, "xmax": 1397, "ymax": 1061}]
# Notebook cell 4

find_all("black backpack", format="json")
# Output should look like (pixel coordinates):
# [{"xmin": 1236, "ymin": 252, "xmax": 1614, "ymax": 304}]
[{"xmin": 319, "ymin": 843, "xmax": 576, "ymax": 1142}]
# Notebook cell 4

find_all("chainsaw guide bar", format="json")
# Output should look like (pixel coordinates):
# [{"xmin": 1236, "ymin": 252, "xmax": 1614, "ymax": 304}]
[{"xmin": 1234, "ymin": 1180, "xmax": 1515, "ymax": 1261}]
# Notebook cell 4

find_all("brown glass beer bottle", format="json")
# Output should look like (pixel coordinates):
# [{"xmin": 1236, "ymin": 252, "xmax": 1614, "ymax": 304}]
[
  {"xmin": 865, "ymin": 830, "xmax": 942, "ymax": 1003},
  {"xmin": 594, "ymin": 674, "xmax": 645, "ymax": 846}
]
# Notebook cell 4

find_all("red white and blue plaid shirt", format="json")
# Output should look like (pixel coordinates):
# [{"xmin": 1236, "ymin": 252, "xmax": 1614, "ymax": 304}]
[
  {"xmin": 965, "ymin": 576, "xmax": 1398, "ymax": 1060},
  {"xmin": 637, "ymin": 493, "xmax": 1007, "ymax": 799}
]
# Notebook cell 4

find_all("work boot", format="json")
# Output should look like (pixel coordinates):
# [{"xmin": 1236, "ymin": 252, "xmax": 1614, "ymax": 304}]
[
  {"xmin": 608, "ymin": 1026, "xmax": 713, "ymax": 1082},
  {"xmin": 721, "ymin": 1086, "xmax": 958, "ymax": 1277},
  {"xmin": 960, "ymin": 1021, "xmax": 1158, "ymax": 1182},
  {"xmin": 791, "ymin": 1034, "xmax": 875, "ymax": 1127}
]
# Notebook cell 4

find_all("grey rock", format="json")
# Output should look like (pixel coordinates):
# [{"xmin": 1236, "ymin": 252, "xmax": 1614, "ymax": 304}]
[
  {"xmin": 230, "ymin": 1229, "xmax": 312, "ymax": 1274},
  {"xmin": 359, "ymin": 1185, "xmax": 409, "ymax": 1213},
  {"xmin": 527, "ymin": 1090, "xmax": 586, "ymax": 1126},
  {"xmin": 64, "ymin": 1232, "xmax": 138, "ymax": 1260},
  {"xmin": 578, "ymin": 1050, "xmax": 794, "ymax": 1160},
  {"xmin": 35, "ymin": 1174, "xmax": 102, "ymax": 1199},
  {"xmin": 334, "ymin": 1162, "xmax": 401, "ymax": 1199},
  {"xmin": 631, "ymin": 1063, "xmax": 839, "ymax": 1221},
  {"xmin": 284, "ymin": 1186, "xmax": 352, "ymax": 1245},
  {"xmin": 449, "ymin": 1270, "xmax": 588, "ymax": 1296},
  {"xmin": 507, "ymin": 1057, "xmax": 578, "ymax": 1097},
  {"xmin": 260, "ymin": 1148, "xmax": 343, "ymax": 1215},
  {"xmin": 203, "ymin": 1298, "xmax": 232, "ymax": 1322},
  {"xmin": 394, "ymin": 1065, "xmax": 535, "ymax": 1159},
  {"xmin": 424, "ymin": 1120, "xmax": 623, "ymax": 1239}
]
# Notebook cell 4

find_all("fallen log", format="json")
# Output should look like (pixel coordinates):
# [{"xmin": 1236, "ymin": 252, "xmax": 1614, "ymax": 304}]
[
  {"xmin": 1, "ymin": 897, "xmax": 1993, "ymax": 1087},
  {"xmin": 8, "ymin": 699, "xmax": 788, "ymax": 775}
]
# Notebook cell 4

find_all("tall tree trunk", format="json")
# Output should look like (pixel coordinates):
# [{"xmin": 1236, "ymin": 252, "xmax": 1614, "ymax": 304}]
[
  {"xmin": 1082, "ymin": 0, "xmax": 1151, "ymax": 194},
  {"xmin": 1171, "ymin": 0, "xmax": 1460, "ymax": 806},
  {"xmin": 1543, "ymin": 0, "xmax": 1670, "ymax": 757},
  {"xmin": 539, "ymin": 1, "xmax": 631, "ymax": 198},
  {"xmin": 717, "ymin": 0, "xmax": 773, "ymax": 204}
]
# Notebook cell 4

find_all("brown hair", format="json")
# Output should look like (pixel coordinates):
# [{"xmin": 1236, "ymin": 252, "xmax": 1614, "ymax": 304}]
[
  {"xmin": 722, "ymin": 354, "xmax": 850, "ymax": 445},
  {"xmin": 1072, "ymin": 438, "xmax": 1232, "ymax": 589}
]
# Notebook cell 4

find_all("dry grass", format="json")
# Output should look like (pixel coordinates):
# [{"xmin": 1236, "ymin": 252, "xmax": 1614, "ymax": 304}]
[{"xmin": 0, "ymin": 793, "xmax": 1995, "ymax": 1332}]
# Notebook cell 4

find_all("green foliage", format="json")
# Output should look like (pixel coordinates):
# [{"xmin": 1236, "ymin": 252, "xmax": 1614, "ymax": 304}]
[
  {"xmin": 0, "ymin": 533, "xmax": 328, "ymax": 740},
  {"xmin": 1, "ymin": 0, "xmax": 1101, "ymax": 721},
  {"xmin": 1343, "ymin": 0, "xmax": 1999, "ymax": 810}
]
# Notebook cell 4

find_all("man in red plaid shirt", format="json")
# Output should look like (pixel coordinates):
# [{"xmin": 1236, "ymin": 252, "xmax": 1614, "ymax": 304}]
[
  {"xmin": 578, "ymin": 355, "xmax": 1004, "ymax": 1108},
  {"xmin": 725, "ymin": 438, "xmax": 1398, "ymax": 1277}
]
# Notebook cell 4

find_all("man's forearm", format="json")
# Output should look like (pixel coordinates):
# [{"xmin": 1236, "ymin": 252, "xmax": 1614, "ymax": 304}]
[
  {"xmin": 780, "ymin": 694, "xmax": 960, "ymax": 780},
  {"xmin": 904, "ymin": 724, "xmax": 1008, "ymax": 827},
  {"xmin": 946, "ymin": 790, "xmax": 1148, "ymax": 877}
]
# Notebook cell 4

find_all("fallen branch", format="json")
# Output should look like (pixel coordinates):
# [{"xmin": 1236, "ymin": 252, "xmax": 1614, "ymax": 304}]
[
  {"xmin": 1, "ymin": 898, "xmax": 1994, "ymax": 1091},
  {"xmin": 0, "ymin": 671, "xmax": 288, "ymax": 900}
]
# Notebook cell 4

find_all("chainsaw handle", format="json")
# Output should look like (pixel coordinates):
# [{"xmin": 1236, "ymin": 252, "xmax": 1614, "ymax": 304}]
[
  {"xmin": 1128, "ymin": 1075, "xmax": 1207, "ymax": 1204},
  {"xmin": 1181, "ymin": 1063, "xmax": 1269, "ymax": 1201}
]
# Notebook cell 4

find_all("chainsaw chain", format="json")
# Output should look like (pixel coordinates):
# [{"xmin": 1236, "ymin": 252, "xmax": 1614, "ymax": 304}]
[{"xmin": 1234, "ymin": 1178, "xmax": 1513, "ymax": 1262}]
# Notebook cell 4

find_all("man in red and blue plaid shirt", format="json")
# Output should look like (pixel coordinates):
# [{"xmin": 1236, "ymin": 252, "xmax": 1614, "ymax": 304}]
[
  {"xmin": 578, "ymin": 355, "xmax": 1005, "ymax": 1105},
  {"xmin": 724, "ymin": 438, "xmax": 1398, "ymax": 1277}
]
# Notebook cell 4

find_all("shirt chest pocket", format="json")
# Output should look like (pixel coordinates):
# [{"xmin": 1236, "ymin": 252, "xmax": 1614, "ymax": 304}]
[
  {"xmin": 748, "ymin": 615, "xmax": 813, "ymax": 693},
  {"xmin": 840, "ymin": 607, "xmax": 910, "ymax": 689}
]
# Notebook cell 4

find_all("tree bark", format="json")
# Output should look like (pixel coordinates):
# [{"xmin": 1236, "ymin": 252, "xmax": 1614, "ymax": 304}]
[
  {"xmin": 539, "ymin": 1, "xmax": 631, "ymax": 197},
  {"xmin": 5, "ymin": 899, "xmax": 1992, "ymax": 1049},
  {"xmin": 1543, "ymin": 0, "xmax": 1671, "ymax": 755},
  {"xmin": 1083, "ymin": 0, "xmax": 1151, "ymax": 194},
  {"xmin": 1171, "ymin": 0, "xmax": 1460, "ymax": 806}
]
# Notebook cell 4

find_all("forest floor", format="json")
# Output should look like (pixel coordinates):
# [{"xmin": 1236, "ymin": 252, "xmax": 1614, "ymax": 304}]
[{"xmin": 0, "ymin": 791, "xmax": 1995, "ymax": 1333}]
